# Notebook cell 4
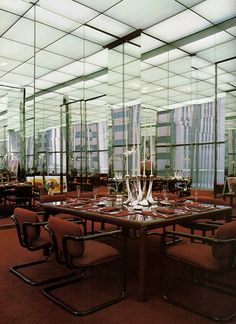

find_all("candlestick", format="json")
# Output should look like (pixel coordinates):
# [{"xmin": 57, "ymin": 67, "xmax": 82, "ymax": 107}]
[{"xmin": 132, "ymin": 112, "xmax": 136, "ymax": 176}]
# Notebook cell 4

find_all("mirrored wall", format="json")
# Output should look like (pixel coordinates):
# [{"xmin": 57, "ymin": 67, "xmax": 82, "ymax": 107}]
[{"xmin": 0, "ymin": 5, "xmax": 235, "ymax": 192}]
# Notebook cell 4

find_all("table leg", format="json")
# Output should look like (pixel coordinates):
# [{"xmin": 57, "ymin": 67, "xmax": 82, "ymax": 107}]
[{"xmin": 138, "ymin": 229, "xmax": 147, "ymax": 302}]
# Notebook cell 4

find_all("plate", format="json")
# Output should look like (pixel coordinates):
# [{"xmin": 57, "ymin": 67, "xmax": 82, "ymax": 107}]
[
  {"xmin": 97, "ymin": 201, "xmax": 106, "ymax": 207},
  {"xmin": 159, "ymin": 200, "xmax": 175, "ymax": 206}
]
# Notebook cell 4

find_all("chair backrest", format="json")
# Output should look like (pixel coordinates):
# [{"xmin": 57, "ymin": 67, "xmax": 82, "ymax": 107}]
[
  {"xmin": 212, "ymin": 221, "xmax": 236, "ymax": 268},
  {"xmin": 39, "ymin": 194, "xmax": 66, "ymax": 203},
  {"xmin": 48, "ymin": 217, "xmax": 84, "ymax": 260},
  {"xmin": 14, "ymin": 185, "xmax": 32, "ymax": 198},
  {"xmin": 13, "ymin": 208, "xmax": 40, "ymax": 246}
]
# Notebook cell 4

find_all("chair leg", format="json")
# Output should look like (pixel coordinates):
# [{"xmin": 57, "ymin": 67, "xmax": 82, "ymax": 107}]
[
  {"xmin": 42, "ymin": 272, "xmax": 126, "ymax": 316},
  {"xmin": 42, "ymin": 255, "xmax": 127, "ymax": 316},
  {"xmin": 10, "ymin": 258, "xmax": 76, "ymax": 286},
  {"xmin": 161, "ymin": 259, "xmax": 236, "ymax": 322}
]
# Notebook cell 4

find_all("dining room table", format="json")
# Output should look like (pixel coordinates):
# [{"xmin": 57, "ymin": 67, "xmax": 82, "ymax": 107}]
[{"xmin": 42, "ymin": 196, "xmax": 232, "ymax": 302}]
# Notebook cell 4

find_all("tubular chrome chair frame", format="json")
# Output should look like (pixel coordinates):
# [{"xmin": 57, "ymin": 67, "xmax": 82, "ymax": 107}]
[
  {"xmin": 161, "ymin": 228, "xmax": 236, "ymax": 322},
  {"xmin": 43, "ymin": 223, "xmax": 127, "ymax": 316},
  {"xmin": 10, "ymin": 212, "xmax": 75, "ymax": 286}
]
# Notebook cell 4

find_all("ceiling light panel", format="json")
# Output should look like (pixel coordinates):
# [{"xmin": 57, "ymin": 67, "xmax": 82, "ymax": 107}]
[
  {"xmin": 85, "ymin": 50, "xmax": 108, "ymax": 68},
  {"xmin": 54, "ymin": 86, "xmax": 81, "ymax": 96},
  {"xmin": 181, "ymin": 31, "xmax": 234, "ymax": 54},
  {"xmin": 218, "ymin": 59, "xmax": 236, "ymax": 73},
  {"xmin": 87, "ymin": 84, "xmax": 107, "ymax": 95},
  {"xmin": 84, "ymin": 62, "xmax": 104, "ymax": 75},
  {"xmin": 0, "ymin": 72, "xmax": 33, "ymax": 86},
  {"xmin": 58, "ymin": 61, "xmax": 84, "ymax": 76},
  {"xmin": 39, "ymin": 0, "xmax": 98, "ymax": 24},
  {"xmin": 74, "ymin": 0, "xmax": 122, "ymax": 12},
  {"xmin": 0, "ymin": 10, "xmax": 20, "ymax": 35},
  {"xmin": 0, "ymin": 38, "xmax": 34, "ymax": 62},
  {"xmin": 105, "ymin": 0, "xmax": 184, "ymax": 29},
  {"xmin": 72, "ymin": 26, "xmax": 116, "ymax": 46},
  {"xmin": 12, "ymin": 63, "xmax": 51, "ymax": 78},
  {"xmin": 109, "ymin": 49, "xmax": 137, "ymax": 69},
  {"xmin": 46, "ymin": 35, "xmax": 102, "ymax": 60},
  {"xmin": 28, "ymin": 50, "xmax": 73, "ymax": 70},
  {"xmin": 218, "ymin": 83, "xmax": 235, "ymax": 92},
  {"xmin": 198, "ymin": 39, "xmax": 236, "ymax": 63},
  {"xmin": 193, "ymin": 0, "xmax": 236, "ymax": 24},
  {"xmin": 141, "ymin": 67, "xmax": 170, "ymax": 82},
  {"xmin": 0, "ymin": 57, "xmax": 21, "ymax": 71},
  {"xmin": 41, "ymin": 71, "xmax": 74, "ymax": 83},
  {"xmin": 4, "ymin": 17, "xmax": 66, "ymax": 48},
  {"xmin": 176, "ymin": 0, "xmax": 205, "ymax": 6},
  {"xmin": 165, "ymin": 75, "xmax": 191, "ymax": 88},
  {"xmin": 144, "ymin": 49, "xmax": 186, "ymax": 67},
  {"xmin": 28, "ymin": 79, "xmax": 56, "ymax": 90},
  {"xmin": 226, "ymin": 26, "xmax": 236, "ymax": 37},
  {"xmin": 146, "ymin": 10, "xmax": 211, "ymax": 43},
  {"xmin": 25, "ymin": 6, "xmax": 81, "ymax": 32},
  {"xmin": 218, "ymin": 73, "xmax": 235, "ymax": 84},
  {"xmin": 89, "ymin": 14, "xmax": 133, "ymax": 38},
  {"xmin": 141, "ymin": 34, "xmax": 164, "ymax": 54},
  {"xmin": 0, "ymin": 0, "xmax": 31, "ymax": 15},
  {"xmin": 163, "ymin": 55, "xmax": 194, "ymax": 75}
]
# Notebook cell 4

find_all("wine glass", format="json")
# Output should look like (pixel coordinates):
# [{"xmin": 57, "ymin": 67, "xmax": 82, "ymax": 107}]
[
  {"xmin": 93, "ymin": 188, "xmax": 98, "ymax": 201},
  {"xmin": 107, "ymin": 185, "xmax": 111, "ymax": 198},
  {"xmin": 76, "ymin": 187, "xmax": 80, "ymax": 200},
  {"xmin": 194, "ymin": 188, "xmax": 198, "ymax": 203},
  {"xmin": 162, "ymin": 185, "xmax": 169, "ymax": 205}
]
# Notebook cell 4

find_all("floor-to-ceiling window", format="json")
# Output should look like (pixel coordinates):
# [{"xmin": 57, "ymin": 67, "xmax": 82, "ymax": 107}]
[{"xmin": 156, "ymin": 97, "xmax": 225, "ymax": 189}]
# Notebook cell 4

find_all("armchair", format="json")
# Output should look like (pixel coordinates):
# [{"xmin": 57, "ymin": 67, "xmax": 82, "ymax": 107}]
[
  {"xmin": 161, "ymin": 221, "xmax": 236, "ymax": 321},
  {"xmin": 10, "ymin": 208, "xmax": 75, "ymax": 286},
  {"xmin": 43, "ymin": 217, "xmax": 127, "ymax": 316},
  {"xmin": 6, "ymin": 184, "xmax": 32, "ymax": 208}
]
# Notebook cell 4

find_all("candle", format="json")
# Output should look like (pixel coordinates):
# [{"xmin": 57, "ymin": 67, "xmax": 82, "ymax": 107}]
[
  {"xmin": 143, "ymin": 126, "xmax": 146, "ymax": 176},
  {"xmin": 137, "ymin": 123, "xmax": 141, "ymax": 176},
  {"xmin": 132, "ymin": 113, "xmax": 136, "ymax": 176},
  {"xmin": 150, "ymin": 134, "xmax": 153, "ymax": 176},
  {"xmin": 125, "ymin": 107, "xmax": 129, "ymax": 176}
]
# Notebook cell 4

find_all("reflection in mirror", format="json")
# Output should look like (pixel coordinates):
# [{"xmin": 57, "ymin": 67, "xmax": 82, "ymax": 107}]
[
  {"xmin": 108, "ymin": 33, "xmax": 141, "ymax": 180},
  {"xmin": 217, "ymin": 57, "xmax": 236, "ymax": 183},
  {"xmin": 0, "ymin": 86, "xmax": 24, "ymax": 181}
]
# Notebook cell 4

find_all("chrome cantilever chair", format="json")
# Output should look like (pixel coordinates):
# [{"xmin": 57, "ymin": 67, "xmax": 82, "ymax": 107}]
[
  {"xmin": 10, "ymin": 208, "xmax": 76, "ymax": 286},
  {"xmin": 161, "ymin": 221, "xmax": 236, "ymax": 322},
  {"xmin": 43, "ymin": 216, "xmax": 127, "ymax": 316}
]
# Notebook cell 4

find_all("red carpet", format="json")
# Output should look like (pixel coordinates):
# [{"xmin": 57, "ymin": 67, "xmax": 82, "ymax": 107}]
[{"xmin": 1, "ymin": 224, "xmax": 236, "ymax": 324}]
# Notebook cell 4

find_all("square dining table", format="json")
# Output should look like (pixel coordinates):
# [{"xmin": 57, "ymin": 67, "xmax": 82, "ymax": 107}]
[{"xmin": 42, "ymin": 198, "xmax": 232, "ymax": 302}]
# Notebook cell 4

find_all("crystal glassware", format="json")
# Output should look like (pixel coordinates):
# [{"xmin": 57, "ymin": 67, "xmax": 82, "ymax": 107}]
[
  {"xmin": 162, "ymin": 185, "xmax": 169, "ymax": 205},
  {"xmin": 77, "ymin": 187, "xmax": 80, "ymax": 199}
]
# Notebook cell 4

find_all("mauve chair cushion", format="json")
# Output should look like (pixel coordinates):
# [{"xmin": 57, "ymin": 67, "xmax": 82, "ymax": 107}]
[
  {"xmin": 212, "ymin": 221, "xmax": 236, "ymax": 265},
  {"xmin": 72, "ymin": 240, "xmax": 119, "ymax": 267},
  {"xmin": 48, "ymin": 217, "xmax": 84, "ymax": 257},
  {"xmin": 166, "ymin": 242, "xmax": 223, "ymax": 272},
  {"xmin": 14, "ymin": 208, "xmax": 40, "ymax": 240}
]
